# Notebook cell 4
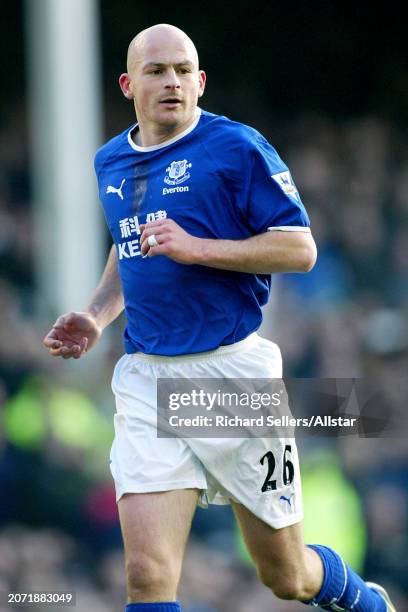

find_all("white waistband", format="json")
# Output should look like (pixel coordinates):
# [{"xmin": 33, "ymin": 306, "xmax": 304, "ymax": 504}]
[{"xmin": 127, "ymin": 333, "xmax": 260, "ymax": 363}]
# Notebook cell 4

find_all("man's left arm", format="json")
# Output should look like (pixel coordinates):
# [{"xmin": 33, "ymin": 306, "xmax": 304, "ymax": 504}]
[{"xmin": 140, "ymin": 219, "xmax": 317, "ymax": 274}]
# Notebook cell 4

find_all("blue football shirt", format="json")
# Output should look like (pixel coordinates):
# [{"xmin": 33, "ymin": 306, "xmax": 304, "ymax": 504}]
[{"xmin": 94, "ymin": 109, "xmax": 310, "ymax": 355}]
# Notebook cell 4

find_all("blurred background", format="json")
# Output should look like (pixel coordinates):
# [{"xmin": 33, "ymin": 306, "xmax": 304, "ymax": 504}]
[{"xmin": 0, "ymin": 1, "xmax": 407, "ymax": 610}]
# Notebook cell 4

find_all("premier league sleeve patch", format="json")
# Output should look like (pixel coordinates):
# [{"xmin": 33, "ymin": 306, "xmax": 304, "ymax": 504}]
[{"xmin": 271, "ymin": 171, "xmax": 301, "ymax": 204}]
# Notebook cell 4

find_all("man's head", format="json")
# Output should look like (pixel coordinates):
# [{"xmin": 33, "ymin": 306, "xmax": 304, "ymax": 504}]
[{"xmin": 119, "ymin": 24, "xmax": 206, "ymax": 141}]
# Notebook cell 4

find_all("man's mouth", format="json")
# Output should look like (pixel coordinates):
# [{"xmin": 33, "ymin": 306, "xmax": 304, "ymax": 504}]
[{"xmin": 160, "ymin": 98, "xmax": 182, "ymax": 105}]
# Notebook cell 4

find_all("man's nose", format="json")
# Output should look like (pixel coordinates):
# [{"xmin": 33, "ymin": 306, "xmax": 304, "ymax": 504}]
[{"xmin": 165, "ymin": 68, "xmax": 181, "ymax": 88}]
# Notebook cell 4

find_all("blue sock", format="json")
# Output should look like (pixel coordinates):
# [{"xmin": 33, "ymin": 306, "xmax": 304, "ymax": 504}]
[
  {"xmin": 125, "ymin": 603, "xmax": 181, "ymax": 612},
  {"xmin": 304, "ymin": 545, "xmax": 386, "ymax": 611}
]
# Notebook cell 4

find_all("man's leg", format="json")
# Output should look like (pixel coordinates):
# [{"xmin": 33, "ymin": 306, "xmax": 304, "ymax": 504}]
[
  {"xmin": 118, "ymin": 489, "xmax": 199, "ymax": 609},
  {"xmin": 232, "ymin": 503, "xmax": 322, "ymax": 600},
  {"xmin": 232, "ymin": 502, "xmax": 390, "ymax": 610}
]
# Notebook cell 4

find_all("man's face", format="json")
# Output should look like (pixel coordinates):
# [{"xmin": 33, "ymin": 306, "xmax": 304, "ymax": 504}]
[{"xmin": 121, "ymin": 31, "xmax": 206, "ymax": 133}]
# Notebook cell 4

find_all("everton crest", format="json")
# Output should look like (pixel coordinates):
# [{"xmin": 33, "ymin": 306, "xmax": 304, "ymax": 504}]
[{"xmin": 164, "ymin": 159, "xmax": 192, "ymax": 185}]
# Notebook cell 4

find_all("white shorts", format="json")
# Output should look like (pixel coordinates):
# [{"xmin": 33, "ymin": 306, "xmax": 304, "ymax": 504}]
[{"xmin": 110, "ymin": 333, "xmax": 303, "ymax": 529}]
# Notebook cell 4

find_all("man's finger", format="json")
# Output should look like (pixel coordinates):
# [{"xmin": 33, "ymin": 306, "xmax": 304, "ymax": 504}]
[
  {"xmin": 80, "ymin": 337, "xmax": 88, "ymax": 352},
  {"xmin": 49, "ymin": 346, "xmax": 64, "ymax": 356},
  {"xmin": 60, "ymin": 345, "xmax": 79, "ymax": 359},
  {"xmin": 43, "ymin": 336, "xmax": 62, "ymax": 348},
  {"xmin": 141, "ymin": 237, "xmax": 166, "ymax": 256},
  {"xmin": 140, "ymin": 241, "xmax": 150, "ymax": 256},
  {"xmin": 140, "ymin": 233, "xmax": 165, "ymax": 255},
  {"xmin": 147, "ymin": 245, "xmax": 166, "ymax": 258},
  {"xmin": 140, "ymin": 226, "xmax": 166, "ymax": 246},
  {"xmin": 140, "ymin": 219, "xmax": 169, "ymax": 231}
]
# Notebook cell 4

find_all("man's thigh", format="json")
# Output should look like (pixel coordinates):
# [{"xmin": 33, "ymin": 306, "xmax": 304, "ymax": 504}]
[
  {"xmin": 188, "ymin": 436, "xmax": 303, "ymax": 529},
  {"xmin": 119, "ymin": 488, "xmax": 200, "ymax": 564}
]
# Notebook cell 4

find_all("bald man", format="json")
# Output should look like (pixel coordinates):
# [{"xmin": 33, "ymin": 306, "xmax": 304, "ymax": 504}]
[{"xmin": 44, "ymin": 24, "xmax": 396, "ymax": 612}]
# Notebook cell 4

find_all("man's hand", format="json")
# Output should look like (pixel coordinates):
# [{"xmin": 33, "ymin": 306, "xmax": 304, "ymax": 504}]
[
  {"xmin": 140, "ymin": 219, "xmax": 202, "ymax": 264},
  {"xmin": 43, "ymin": 312, "xmax": 102, "ymax": 359}
]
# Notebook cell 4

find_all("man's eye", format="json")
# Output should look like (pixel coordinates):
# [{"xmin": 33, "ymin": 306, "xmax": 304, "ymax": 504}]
[{"xmin": 151, "ymin": 70, "xmax": 162, "ymax": 75}]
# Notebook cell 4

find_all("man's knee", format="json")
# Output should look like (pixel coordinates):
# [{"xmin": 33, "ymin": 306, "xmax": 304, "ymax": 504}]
[
  {"xmin": 126, "ymin": 551, "xmax": 178, "ymax": 596},
  {"xmin": 257, "ymin": 562, "xmax": 305, "ymax": 600}
]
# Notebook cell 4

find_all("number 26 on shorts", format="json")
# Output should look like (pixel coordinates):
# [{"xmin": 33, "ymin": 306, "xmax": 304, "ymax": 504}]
[{"xmin": 260, "ymin": 445, "xmax": 295, "ymax": 493}]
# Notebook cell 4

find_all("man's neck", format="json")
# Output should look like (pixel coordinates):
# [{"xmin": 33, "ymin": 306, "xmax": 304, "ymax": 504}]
[{"xmin": 132, "ymin": 110, "xmax": 199, "ymax": 147}]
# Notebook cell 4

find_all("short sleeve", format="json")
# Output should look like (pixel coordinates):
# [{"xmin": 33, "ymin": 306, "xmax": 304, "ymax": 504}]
[{"xmin": 243, "ymin": 135, "xmax": 310, "ymax": 235}]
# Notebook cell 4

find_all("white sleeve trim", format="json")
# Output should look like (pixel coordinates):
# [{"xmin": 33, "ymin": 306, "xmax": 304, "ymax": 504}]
[{"xmin": 267, "ymin": 226, "xmax": 311, "ymax": 233}]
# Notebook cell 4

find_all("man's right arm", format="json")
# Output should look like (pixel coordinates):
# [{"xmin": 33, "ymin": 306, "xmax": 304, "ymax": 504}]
[
  {"xmin": 43, "ymin": 245, "xmax": 124, "ymax": 359},
  {"xmin": 86, "ymin": 244, "xmax": 124, "ymax": 330}
]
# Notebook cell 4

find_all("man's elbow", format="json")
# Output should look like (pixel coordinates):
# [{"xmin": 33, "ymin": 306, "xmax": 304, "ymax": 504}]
[{"xmin": 298, "ymin": 241, "xmax": 317, "ymax": 272}]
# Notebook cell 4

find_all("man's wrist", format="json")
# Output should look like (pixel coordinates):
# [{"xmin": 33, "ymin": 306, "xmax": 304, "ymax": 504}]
[
  {"xmin": 191, "ymin": 237, "xmax": 214, "ymax": 265},
  {"xmin": 86, "ymin": 305, "xmax": 105, "ymax": 329},
  {"xmin": 191, "ymin": 237, "xmax": 242, "ymax": 268}
]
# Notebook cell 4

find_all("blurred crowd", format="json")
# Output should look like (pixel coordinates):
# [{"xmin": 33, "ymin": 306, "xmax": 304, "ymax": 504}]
[{"xmin": 0, "ymin": 110, "xmax": 407, "ymax": 611}]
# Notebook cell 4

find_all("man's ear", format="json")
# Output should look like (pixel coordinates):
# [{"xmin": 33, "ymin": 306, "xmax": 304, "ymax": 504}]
[
  {"xmin": 119, "ymin": 73, "xmax": 134, "ymax": 100},
  {"xmin": 197, "ymin": 70, "xmax": 206, "ymax": 98}
]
